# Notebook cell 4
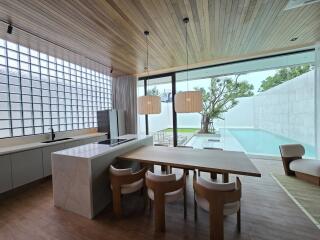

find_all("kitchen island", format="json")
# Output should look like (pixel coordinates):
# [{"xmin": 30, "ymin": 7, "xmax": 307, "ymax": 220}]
[{"xmin": 51, "ymin": 134, "xmax": 153, "ymax": 219}]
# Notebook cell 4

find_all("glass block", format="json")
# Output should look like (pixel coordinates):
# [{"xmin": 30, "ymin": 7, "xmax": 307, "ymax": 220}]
[
  {"xmin": 0, "ymin": 128, "xmax": 10, "ymax": 138},
  {"xmin": 34, "ymin": 127, "xmax": 43, "ymax": 134},
  {"xmin": 12, "ymin": 128, "xmax": 23, "ymax": 136},
  {"xmin": 12, "ymin": 119, "xmax": 22, "ymax": 128},
  {"xmin": 7, "ymin": 41, "xmax": 18, "ymax": 51},
  {"xmin": 7, "ymin": 50, "xmax": 18, "ymax": 59},
  {"xmin": 23, "ymin": 111, "xmax": 32, "ymax": 118},
  {"xmin": 24, "ymin": 127, "xmax": 33, "ymax": 135}
]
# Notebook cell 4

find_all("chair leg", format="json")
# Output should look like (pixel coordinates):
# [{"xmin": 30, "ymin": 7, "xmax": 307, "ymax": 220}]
[
  {"xmin": 149, "ymin": 198, "xmax": 153, "ymax": 215},
  {"xmin": 161, "ymin": 165, "xmax": 166, "ymax": 172},
  {"xmin": 194, "ymin": 193, "xmax": 197, "ymax": 222},
  {"xmin": 198, "ymin": 170, "xmax": 201, "ymax": 177},
  {"xmin": 184, "ymin": 169, "xmax": 189, "ymax": 176},
  {"xmin": 154, "ymin": 197, "xmax": 166, "ymax": 232},
  {"xmin": 237, "ymin": 208, "xmax": 241, "ymax": 233},
  {"xmin": 210, "ymin": 208, "xmax": 224, "ymax": 240},
  {"xmin": 183, "ymin": 187, "xmax": 187, "ymax": 219},
  {"xmin": 112, "ymin": 188, "xmax": 122, "ymax": 218}
]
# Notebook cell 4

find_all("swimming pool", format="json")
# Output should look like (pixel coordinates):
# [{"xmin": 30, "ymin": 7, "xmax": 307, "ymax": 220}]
[
  {"xmin": 228, "ymin": 128, "xmax": 316, "ymax": 158},
  {"xmin": 186, "ymin": 128, "xmax": 316, "ymax": 158}
]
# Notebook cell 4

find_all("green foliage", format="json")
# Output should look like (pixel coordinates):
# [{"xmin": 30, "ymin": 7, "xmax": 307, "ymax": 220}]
[
  {"xmin": 258, "ymin": 64, "xmax": 311, "ymax": 92},
  {"xmin": 147, "ymin": 86, "xmax": 160, "ymax": 96},
  {"xmin": 196, "ymin": 77, "xmax": 254, "ymax": 121}
]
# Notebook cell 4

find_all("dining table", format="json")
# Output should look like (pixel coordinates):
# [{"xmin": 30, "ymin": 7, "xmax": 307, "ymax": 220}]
[
  {"xmin": 118, "ymin": 145, "xmax": 261, "ymax": 235},
  {"xmin": 118, "ymin": 145, "xmax": 261, "ymax": 178}
]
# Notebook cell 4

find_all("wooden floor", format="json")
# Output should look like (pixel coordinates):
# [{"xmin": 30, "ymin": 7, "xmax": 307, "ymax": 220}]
[{"xmin": 0, "ymin": 159, "xmax": 319, "ymax": 240}]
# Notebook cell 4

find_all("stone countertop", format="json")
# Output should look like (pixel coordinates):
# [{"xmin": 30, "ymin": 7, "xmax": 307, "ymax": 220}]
[
  {"xmin": 0, "ymin": 132, "xmax": 108, "ymax": 156},
  {"xmin": 52, "ymin": 134, "xmax": 152, "ymax": 160}
]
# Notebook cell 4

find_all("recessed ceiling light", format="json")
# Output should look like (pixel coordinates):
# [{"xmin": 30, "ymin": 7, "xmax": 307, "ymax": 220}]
[{"xmin": 290, "ymin": 37, "xmax": 298, "ymax": 42}]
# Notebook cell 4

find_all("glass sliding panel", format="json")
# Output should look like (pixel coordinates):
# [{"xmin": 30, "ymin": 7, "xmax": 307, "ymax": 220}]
[
  {"xmin": 146, "ymin": 76, "xmax": 173, "ymax": 146},
  {"xmin": 175, "ymin": 51, "xmax": 316, "ymax": 158}
]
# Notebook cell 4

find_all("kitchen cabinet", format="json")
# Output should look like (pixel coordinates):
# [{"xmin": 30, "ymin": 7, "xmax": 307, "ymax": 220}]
[
  {"xmin": 11, "ymin": 148, "xmax": 43, "ymax": 188},
  {"xmin": 0, "ymin": 154, "xmax": 12, "ymax": 193}
]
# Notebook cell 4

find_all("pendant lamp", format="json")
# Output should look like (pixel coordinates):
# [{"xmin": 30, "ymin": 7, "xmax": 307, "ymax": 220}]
[
  {"xmin": 137, "ymin": 31, "xmax": 161, "ymax": 115},
  {"xmin": 174, "ymin": 17, "xmax": 202, "ymax": 113}
]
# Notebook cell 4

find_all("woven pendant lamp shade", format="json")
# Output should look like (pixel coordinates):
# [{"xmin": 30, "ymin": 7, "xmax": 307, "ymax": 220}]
[
  {"xmin": 137, "ymin": 95, "xmax": 161, "ymax": 114},
  {"xmin": 174, "ymin": 91, "xmax": 202, "ymax": 113}
]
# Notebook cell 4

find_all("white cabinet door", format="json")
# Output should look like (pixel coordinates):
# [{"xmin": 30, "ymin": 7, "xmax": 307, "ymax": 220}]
[
  {"xmin": 11, "ymin": 148, "xmax": 43, "ymax": 188},
  {"xmin": 0, "ymin": 154, "xmax": 12, "ymax": 193},
  {"xmin": 42, "ymin": 144, "xmax": 66, "ymax": 177}
]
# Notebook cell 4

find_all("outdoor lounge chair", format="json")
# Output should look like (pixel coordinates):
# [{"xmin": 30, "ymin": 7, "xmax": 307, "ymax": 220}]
[{"xmin": 279, "ymin": 144, "xmax": 320, "ymax": 186}]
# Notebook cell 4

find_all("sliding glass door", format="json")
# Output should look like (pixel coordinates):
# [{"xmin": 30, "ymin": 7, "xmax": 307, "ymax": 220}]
[
  {"xmin": 139, "ymin": 50, "xmax": 319, "ymax": 159},
  {"xmin": 137, "ymin": 74, "xmax": 176, "ymax": 146}
]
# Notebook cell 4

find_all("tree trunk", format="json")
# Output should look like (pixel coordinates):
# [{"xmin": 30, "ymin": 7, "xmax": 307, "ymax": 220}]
[{"xmin": 201, "ymin": 115, "xmax": 210, "ymax": 133}]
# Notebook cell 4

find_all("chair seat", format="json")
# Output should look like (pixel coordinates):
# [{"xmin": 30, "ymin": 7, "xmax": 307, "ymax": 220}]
[
  {"xmin": 111, "ymin": 179, "xmax": 144, "ymax": 194},
  {"xmin": 290, "ymin": 159, "xmax": 320, "ymax": 177},
  {"xmin": 148, "ymin": 188, "xmax": 183, "ymax": 203},
  {"xmin": 195, "ymin": 194, "xmax": 240, "ymax": 216}
]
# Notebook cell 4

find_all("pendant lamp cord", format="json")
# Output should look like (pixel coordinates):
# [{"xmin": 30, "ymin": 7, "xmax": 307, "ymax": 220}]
[
  {"xmin": 185, "ymin": 19, "xmax": 189, "ymax": 90},
  {"xmin": 144, "ymin": 31, "xmax": 150, "ymax": 93},
  {"xmin": 146, "ymin": 33, "xmax": 149, "ymax": 80}
]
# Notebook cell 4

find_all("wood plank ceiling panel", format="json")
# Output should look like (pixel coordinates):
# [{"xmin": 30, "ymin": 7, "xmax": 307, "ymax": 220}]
[{"xmin": 0, "ymin": 0, "xmax": 318, "ymax": 76}]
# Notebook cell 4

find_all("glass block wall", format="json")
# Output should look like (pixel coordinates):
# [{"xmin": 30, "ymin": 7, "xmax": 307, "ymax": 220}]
[{"xmin": 0, "ymin": 39, "xmax": 112, "ymax": 138}]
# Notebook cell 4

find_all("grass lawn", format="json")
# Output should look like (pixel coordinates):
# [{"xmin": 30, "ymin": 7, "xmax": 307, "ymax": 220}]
[{"xmin": 163, "ymin": 128, "xmax": 199, "ymax": 133}]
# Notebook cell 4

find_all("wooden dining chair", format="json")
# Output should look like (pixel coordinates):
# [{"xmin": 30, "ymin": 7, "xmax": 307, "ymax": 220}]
[
  {"xmin": 193, "ymin": 170, "xmax": 242, "ymax": 240},
  {"xmin": 145, "ymin": 170, "xmax": 187, "ymax": 232},
  {"xmin": 201, "ymin": 147, "xmax": 229, "ymax": 182},
  {"xmin": 109, "ymin": 165, "xmax": 148, "ymax": 217}
]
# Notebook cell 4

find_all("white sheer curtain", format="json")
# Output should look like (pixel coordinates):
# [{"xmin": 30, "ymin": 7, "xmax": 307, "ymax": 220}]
[{"xmin": 112, "ymin": 75, "xmax": 137, "ymax": 134}]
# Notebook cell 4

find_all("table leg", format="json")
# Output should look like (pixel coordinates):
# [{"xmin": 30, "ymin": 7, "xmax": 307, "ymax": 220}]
[
  {"xmin": 210, "ymin": 172, "xmax": 217, "ymax": 181},
  {"xmin": 223, "ymin": 173, "xmax": 229, "ymax": 183}
]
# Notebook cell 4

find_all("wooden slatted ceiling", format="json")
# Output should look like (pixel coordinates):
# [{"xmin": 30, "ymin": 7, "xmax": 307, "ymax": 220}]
[{"xmin": 0, "ymin": 0, "xmax": 319, "ymax": 76}]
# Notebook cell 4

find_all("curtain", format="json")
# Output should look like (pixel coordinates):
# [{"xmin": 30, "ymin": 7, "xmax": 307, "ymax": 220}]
[{"xmin": 112, "ymin": 75, "xmax": 137, "ymax": 134}]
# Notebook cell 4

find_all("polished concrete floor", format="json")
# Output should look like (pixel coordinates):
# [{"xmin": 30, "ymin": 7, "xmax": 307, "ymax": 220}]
[{"xmin": 0, "ymin": 159, "xmax": 319, "ymax": 240}]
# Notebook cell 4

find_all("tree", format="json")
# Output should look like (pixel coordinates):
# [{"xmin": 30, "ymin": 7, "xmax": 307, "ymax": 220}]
[
  {"xmin": 258, "ymin": 64, "xmax": 311, "ymax": 92},
  {"xmin": 147, "ymin": 86, "xmax": 160, "ymax": 96},
  {"xmin": 196, "ymin": 76, "xmax": 254, "ymax": 133}
]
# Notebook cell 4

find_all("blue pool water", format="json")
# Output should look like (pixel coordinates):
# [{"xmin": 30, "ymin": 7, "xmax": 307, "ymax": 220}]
[{"xmin": 228, "ymin": 128, "xmax": 316, "ymax": 158}]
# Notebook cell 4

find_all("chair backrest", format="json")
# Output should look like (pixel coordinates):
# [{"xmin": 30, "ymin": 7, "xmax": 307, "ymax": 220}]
[
  {"xmin": 110, "ymin": 165, "xmax": 147, "ymax": 187},
  {"xmin": 110, "ymin": 165, "xmax": 132, "ymax": 176},
  {"xmin": 197, "ymin": 176, "xmax": 235, "ymax": 191},
  {"xmin": 279, "ymin": 144, "xmax": 304, "ymax": 176},
  {"xmin": 193, "ymin": 172, "xmax": 241, "ymax": 205},
  {"xmin": 145, "ymin": 170, "xmax": 185, "ymax": 194},
  {"xmin": 279, "ymin": 144, "xmax": 305, "ymax": 158},
  {"xmin": 146, "ymin": 171, "xmax": 176, "ymax": 182}
]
